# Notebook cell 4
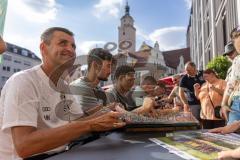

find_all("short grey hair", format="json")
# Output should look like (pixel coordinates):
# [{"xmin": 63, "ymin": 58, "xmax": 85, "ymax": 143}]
[{"xmin": 41, "ymin": 27, "xmax": 74, "ymax": 44}]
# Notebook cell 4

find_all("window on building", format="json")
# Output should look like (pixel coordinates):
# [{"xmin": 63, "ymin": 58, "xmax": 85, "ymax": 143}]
[
  {"xmin": 208, "ymin": 48, "xmax": 211, "ymax": 62},
  {"xmin": 222, "ymin": 12, "xmax": 227, "ymax": 45},
  {"xmin": 13, "ymin": 48, "xmax": 18, "ymax": 53},
  {"xmin": 24, "ymin": 61, "xmax": 31, "ymax": 66},
  {"xmin": 2, "ymin": 66, "xmax": 10, "ymax": 72},
  {"xmin": 13, "ymin": 68, "xmax": 21, "ymax": 73},
  {"xmin": 3, "ymin": 55, "xmax": 12, "ymax": 61},
  {"xmin": 206, "ymin": 13, "xmax": 210, "ymax": 37},
  {"xmin": 21, "ymin": 50, "xmax": 28, "ymax": 56},
  {"xmin": 6, "ymin": 66, "xmax": 10, "ymax": 72},
  {"xmin": 1, "ymin": 76, "xmax": 9, "ymax": 83},
  {"xmin": 14, "ymin": 59, "xmax": 21, "ymax": 64},
  {"xmin": 31, "ymin": 54, "xmax": 35, "ymax": 58},
  {"xmin": 1, "ymin": 76, "xmax": 5, "ymax": 82}
]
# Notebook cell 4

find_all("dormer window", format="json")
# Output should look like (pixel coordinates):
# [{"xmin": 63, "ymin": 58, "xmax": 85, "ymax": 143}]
[
  {"xmin": 13, "ymin": 48, "xmax": 18, "ymax": 53},
  {"xmin": 21, "ymin": 50, "xmax": 28, "ymax": 56}
]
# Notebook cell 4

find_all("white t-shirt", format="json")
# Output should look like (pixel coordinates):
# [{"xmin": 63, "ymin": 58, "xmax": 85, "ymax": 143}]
[{"xmin": 0, "ymin": 65, "xmax": 83, "ymax": 160}]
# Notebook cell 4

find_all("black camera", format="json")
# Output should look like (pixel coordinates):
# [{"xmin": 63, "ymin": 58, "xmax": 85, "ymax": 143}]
[{"xmin": 214, "ymin": 106, "xmax": 222, "ymax": 119}]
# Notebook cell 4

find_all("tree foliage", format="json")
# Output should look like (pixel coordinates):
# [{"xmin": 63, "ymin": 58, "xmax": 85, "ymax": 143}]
[{"xmin": 206, "ymin": 56, "xmax": 232, "ymax": 79}]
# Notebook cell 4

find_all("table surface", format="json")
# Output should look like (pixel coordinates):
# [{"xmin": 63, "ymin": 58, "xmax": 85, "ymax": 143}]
[{"xmin": 47, "ymin": 131, "xmax": 185, "ymax": 160}]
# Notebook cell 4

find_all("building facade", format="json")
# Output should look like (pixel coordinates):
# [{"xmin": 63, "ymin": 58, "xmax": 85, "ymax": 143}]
[
  {"xmin": 0, "ymin": 43, "xmax": 41, "ymax": 91},
  {"xmin": 188, "ymin": 0, "xmax": 240, "ymax": 69}
]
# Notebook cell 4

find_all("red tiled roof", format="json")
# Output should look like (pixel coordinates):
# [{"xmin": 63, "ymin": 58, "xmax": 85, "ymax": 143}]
[{"xmin": 162, "ymin": 48, "xmax": 190, "ymax": 69}]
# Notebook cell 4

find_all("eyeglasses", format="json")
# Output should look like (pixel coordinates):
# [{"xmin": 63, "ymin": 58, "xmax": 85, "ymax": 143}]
[{"xmin": 230, "ymin": 26, "xmax": 240, "ymax": 39}]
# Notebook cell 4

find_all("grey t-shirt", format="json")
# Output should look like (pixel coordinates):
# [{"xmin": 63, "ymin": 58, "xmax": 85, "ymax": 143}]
[
  {"xmin": 106, "ymin": 87, "xmax": 137, "ymax": 111},
  {"xmin": 70, "ymin": 77, "xmax": 108, "ymax": 113}
]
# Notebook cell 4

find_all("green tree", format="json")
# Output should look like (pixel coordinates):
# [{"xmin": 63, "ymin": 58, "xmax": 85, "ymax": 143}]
[{"xmin": 206, "ymin": 56, "xmax": 232, "ymax": 79}]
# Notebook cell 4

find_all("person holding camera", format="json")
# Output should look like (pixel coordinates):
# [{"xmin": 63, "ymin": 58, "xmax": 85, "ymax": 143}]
[{"xmin": 194, "ymin": 69, "xmax": 226, "ymax": 129}]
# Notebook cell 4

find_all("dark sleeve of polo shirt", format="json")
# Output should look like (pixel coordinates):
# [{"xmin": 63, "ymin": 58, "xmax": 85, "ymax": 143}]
[
  {"xmin": 179, "ymin": 75, "xmax": 188, "ymax": 88},
  {"xmin": 179, "ymin": 74, "xmax": 200, "ymax": 105}
]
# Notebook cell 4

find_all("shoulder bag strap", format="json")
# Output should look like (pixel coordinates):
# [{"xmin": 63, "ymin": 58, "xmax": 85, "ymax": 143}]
[{"xmin": 207, "ymin": 84, "xmax": 215, "ymax": 109}]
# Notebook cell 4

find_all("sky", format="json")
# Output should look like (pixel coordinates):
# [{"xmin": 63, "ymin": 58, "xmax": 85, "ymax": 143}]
[{"xmin": 3, "ymin": 0, "xmax": 192, "ymax": 59}]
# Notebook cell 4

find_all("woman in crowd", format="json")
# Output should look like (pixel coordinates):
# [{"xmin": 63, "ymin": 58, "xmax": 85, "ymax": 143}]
[
  {"xmin": 194, "ymin": 69, "xmax": 226, "ymax": 129},
  {"xmin": 165, "ymin": 74, "xmax": 184, "ymax": 111}
]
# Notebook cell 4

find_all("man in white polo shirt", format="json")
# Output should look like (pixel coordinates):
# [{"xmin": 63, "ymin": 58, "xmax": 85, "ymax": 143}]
[{"xmin": 0, "ymin": 27, "xmax": 125, "ymax": 160}]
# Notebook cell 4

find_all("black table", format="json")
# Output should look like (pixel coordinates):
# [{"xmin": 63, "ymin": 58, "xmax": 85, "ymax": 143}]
[{"xmin": 47, "ymin": 132, "xmax": 185, "ymax": 160}]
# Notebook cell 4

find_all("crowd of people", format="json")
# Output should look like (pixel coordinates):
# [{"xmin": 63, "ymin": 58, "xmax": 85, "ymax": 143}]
[{"xmin": 0, "ymin": 26, "xmax": 240, "ymax": 160}]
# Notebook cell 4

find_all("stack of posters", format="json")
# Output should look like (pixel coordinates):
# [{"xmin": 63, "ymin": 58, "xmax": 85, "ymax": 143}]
[
  {"xmin": 150, "ymin": 131, "xmax": 240, "ymax": 160},
  {"xmin": 122, "ymin": 111, "xmax": 199, "ymax": 131}
]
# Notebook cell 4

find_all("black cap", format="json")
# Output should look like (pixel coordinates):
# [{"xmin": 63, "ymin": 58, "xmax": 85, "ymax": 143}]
[{"xmin": 223, "ymin": 42, "xmax": 235, "ymax": 56}]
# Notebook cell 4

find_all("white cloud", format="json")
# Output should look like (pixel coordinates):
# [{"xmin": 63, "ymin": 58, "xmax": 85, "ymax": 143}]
[
  {"xmin": 184, "ymin": 0, "xmax": 192, "ymax": 9},
  {"xmin": 136, "ymin": 26, "xmax": 150, "ymax": 41},
  {"xmin": 93, "ymin": 0, "xmax": 123, "ymax": 19},
  {"xmin": 8, "ymin": 0, "xmax": 59, "ymax": 23},
  {"xmin": 77, "ymin": 41, "xmax": 106, "ymax": 55},
  {"xmin": 136, "ymin": 26, "xmax": 187, "ymax": 51},
  {"xmin": 3, "ymin": 0, "xmax": 61, "ymax": 57},
  {"xmin": 5, "ymin": 32, "xmax": 41, "ymax": 58},
  {"xmin": 148, "ymin": 26, "xmax": 187, "ymax": 50}
]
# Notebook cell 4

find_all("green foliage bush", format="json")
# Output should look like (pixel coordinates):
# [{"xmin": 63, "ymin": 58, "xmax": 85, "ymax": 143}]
[{"xmin": 206, "ymin": 56, "xmax": 232, "ymax": 79}]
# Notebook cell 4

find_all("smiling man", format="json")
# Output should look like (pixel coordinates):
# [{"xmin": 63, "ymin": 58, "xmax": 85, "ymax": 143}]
[{"xmin": 0, "ymin": 27, "xmax": 125, "ymax": 160}]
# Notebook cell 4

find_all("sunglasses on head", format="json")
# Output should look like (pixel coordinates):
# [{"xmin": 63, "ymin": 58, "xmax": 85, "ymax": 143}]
[
  {"xmin": 231, "ymin": 26, "xmax": 240, "ymax": 39},
  {"xmin": 91, "ymin": 49, "xmax": 112, "ymax": 60}
]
